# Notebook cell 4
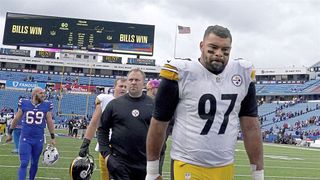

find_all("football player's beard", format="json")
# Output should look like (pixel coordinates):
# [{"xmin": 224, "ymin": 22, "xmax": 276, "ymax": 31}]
[
  {"xmin": 35, "ymin": 94, "xmax": 44, "ymax": 103},
  {"xmin": 208, "ymin": 61, "xmax": 225, "ymax": 75}
]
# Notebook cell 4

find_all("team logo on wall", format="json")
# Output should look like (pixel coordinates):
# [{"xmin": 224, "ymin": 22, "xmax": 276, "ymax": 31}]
[
  {"xmin": 231, "ymin": 75, "xmax": 242, "ymax": 87},
  {"xmin": 132, "ymin": 109, "xmax": 140, "ymax": 117}
]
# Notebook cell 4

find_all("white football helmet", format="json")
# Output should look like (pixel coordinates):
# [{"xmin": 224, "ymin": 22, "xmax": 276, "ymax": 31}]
[{"xmin": 42, "ymin": 144, "xmax": 59, "ymax": 166}]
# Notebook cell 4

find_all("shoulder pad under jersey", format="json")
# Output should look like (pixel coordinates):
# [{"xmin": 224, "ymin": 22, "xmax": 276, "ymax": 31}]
[
  {"xmin": 96, "ymin": 94, "xmax": 113, "ymax": 105},
  {"xmin": 237, "ymin": 58, "xmax": 253, "ymax": 69},
  {"xmin": 160, "ymin": 60, "xmax": 188, "ymax": 81},
  {"xmin": 235, "ymin": 58, "xmax": 256, "ymax": 81}
]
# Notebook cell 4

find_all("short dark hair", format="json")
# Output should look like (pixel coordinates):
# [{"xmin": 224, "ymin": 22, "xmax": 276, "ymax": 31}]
[
  {"xmin": 114, "ymin": 78, "xmax": 126, "ymax": 87},
  {"xmin": 204, "ymin": 25, "xmax": 232, "ymax": 42}
]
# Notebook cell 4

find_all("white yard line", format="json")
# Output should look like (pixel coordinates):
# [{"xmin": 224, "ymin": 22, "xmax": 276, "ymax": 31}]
[
  {"xmin": 236, "ymin": 141, "xmax": 320, "ymax": 152},
  {"xmin": 263, "ymin": 143, "xmax": 320, "ymax": 152},
  {"xmin": 0, "ymin": 154, "xmax": 76, "ymax": 160},
  {"xmin": 34, "ymin": 177, "xmax": 61, "ymax": 180},
  {"xmin": 236, "ymin": 164, "xmax": 319, "ymax": 170}
]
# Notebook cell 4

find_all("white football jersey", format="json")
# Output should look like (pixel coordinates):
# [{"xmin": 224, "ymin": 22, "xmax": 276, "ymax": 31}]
[
  {"xmin": 163, "ymin": 59, "xmax": 255, "ymax": 167},
  {"xmin": 95, "ymin": 93, "xmax": 115, "ymax": 152},
  {"xmin": 96, "ymin": 94, "xmax": 115, "ymax": 112}
]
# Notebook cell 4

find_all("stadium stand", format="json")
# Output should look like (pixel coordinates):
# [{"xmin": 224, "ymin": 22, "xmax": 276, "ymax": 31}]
[
  {"xmin": 0, "ymin": 70, "xmax": 115, "ymax": 86},
  {"xmin": 0, "ymin": 89, "xmax": 96, "ymax": 123},
  {"xmin": 256, "ymin": 79, "xmax": 320, "ymax": 95}
]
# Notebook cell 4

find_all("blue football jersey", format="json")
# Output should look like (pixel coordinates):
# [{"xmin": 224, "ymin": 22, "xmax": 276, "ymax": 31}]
[{"xmin": 19, "ymin": 99, "xmax": 53, "ymax": 139}]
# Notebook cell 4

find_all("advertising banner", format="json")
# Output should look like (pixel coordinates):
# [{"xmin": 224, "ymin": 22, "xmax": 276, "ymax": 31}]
[
  {"xmin": 0, "ymin": 48, "xmax": 30, "ymax": 57},
  {"xmin": 102, "ymin": 55, "xmax": 122, "ymax": 64},
  {"xmin": 54, "ymin": 83, "xmax": 96, "ymax": 92},
  {"xmin": 6, "ymin": 80, "xmax": 46, "ymax": 90},
  {"xmin": 35, "ymin": 50, "xmax": 56, "ymax": 59}
]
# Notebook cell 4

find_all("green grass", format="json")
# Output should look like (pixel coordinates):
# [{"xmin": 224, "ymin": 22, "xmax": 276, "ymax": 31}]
[{"xmin": 0, "ymin": 129, "xmax": 320, "ymax": 179}]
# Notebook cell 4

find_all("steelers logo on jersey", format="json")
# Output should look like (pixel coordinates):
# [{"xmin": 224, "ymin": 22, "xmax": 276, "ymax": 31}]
[
  {"xmin": 185, "ymin": 173, "xmax": 192, "ymax": 180},
  {"xmin": 231, "ymin": 75, "xmax": 242, "ymax": 87},
  {"xmin": 131, "ymin": 109, "xmax": 140, "ymax": 117}
]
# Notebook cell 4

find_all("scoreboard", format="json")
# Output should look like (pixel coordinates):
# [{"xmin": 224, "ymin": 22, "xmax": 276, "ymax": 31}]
[{"xmin": 3, "ymin": 12, "xmax": 155, "ymax": 56}]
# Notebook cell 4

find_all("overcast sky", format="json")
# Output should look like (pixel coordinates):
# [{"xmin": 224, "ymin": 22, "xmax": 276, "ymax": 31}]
[{"xmin": 0, "ymin": 0, "xmax": 319, "ymax": 68}]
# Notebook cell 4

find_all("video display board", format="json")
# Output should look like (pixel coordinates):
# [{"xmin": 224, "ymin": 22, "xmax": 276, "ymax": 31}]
[
  {"xmin": 102, "ymin": 55, "xmax": 122, "ymax": 64},
  {"xmin": 3, "ymin": 12, "xmax": 155, "ymax": 56},
  {"xmin": 127, "ymin": 58, "xmax": 155, "ymax": 66},
  {"xmin": 35, "ymin": 50, "xmax": 56, "ymax": 59}
]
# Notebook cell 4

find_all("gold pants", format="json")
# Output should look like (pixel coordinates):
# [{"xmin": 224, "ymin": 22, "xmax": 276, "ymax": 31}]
[{"xmin": 173, "ymin": 160, "xmax": 234, "ymax": 180}]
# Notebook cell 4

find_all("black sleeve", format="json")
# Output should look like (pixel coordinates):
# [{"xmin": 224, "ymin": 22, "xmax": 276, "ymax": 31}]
[
  {"xmin": 97, "ymin": 102, "xmax": 113, "ymax": 154},
  {"xmin": 153, "ymin": 78, "xmax": 179, "ymax": 121},
  {"xmin": 239, "ymin": 82, "xmax": 258, "ymax": 117}
]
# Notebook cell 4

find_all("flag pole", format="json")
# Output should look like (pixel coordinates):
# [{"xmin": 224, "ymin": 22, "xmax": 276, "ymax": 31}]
[{"xmin": 173, "ymin": 25, "xmax": 178, "ymax": 59}]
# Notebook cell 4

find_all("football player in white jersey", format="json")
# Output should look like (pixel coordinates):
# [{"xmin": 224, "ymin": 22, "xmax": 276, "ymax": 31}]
[
  {"xmin": 146, "ymin": 25, "xmax": 264, "ymax": 180},
  {"xmin": 78, "ymin": 78, "xmax": 127, "ymax": 180},
  {"xmin": 0, "ymin": 113, "xmax": 6, "ymax": 142}
]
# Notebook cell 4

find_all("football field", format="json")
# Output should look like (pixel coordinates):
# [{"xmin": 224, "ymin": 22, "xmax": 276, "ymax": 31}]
[{"xmin": 0, "ymin": 129, "xmax": 319, "ymax": 180}]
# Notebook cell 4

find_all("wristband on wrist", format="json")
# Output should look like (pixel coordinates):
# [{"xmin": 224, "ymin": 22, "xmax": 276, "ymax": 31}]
[
  {"xmin": 147, "ymin": 160, "xmax": 160, "ymax": 174},
  {"xmin": 252, "ymin": 170, "xmax": 264, "ymax": 180},
  {"xmin": 50, "ymin": 133, "xmax": 55, "ymax": 139},
  {"xmin": 83, "ymin": 138, "xmax": 91, "ymax": 144},
  {"xmin": 251, "ymin": 164, "xmax": 264, "ymax": 180},
  {"xmin": 251, "ymin": 164, "xmax": 257, "ymax": 171}
]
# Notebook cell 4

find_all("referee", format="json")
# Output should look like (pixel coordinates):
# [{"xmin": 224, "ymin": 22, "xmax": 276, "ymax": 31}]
[{"xmin": 97, "ymin": 68, "xmax": 154, "ymax": 180}]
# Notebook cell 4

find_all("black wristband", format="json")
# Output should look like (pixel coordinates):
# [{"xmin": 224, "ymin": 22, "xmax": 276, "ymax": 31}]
[
  {"xmin": 80, "ymin": 138, "xmax": 91, "ymax": 149},
  {"xmin": 9, "ymin": 129, "xmax": 13, "ymax": 135},
  {"xmin": 50, "ymin": 133, "xmax": 55, "ymax": 139},
  {"xmin": 83, "ymin": 138, "xmax": 91, "ymax": 144}
]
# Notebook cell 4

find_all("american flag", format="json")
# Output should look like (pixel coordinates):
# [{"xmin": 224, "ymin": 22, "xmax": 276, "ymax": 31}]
[{"xmin": 178, "ymin": 26, "xmax": 191, "ymax": 34}]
